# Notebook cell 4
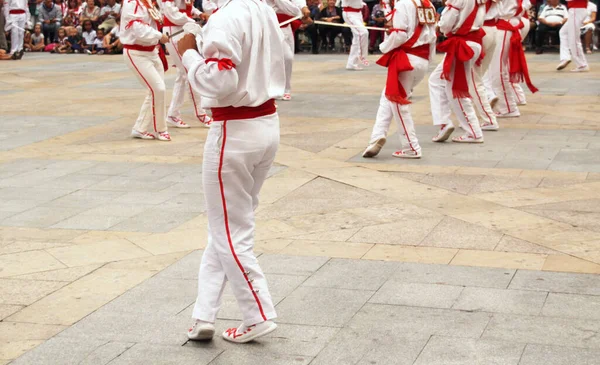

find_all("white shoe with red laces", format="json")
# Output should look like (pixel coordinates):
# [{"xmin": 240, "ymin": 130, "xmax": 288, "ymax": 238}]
[
  {"xmin": 432, "ymin": 124, "xmax": 455, "ymax": 142},
  {"xmin": 187, "ymin": 319, "xmax": 215, "ymax": 341},
  {"xmin": 282, "ymin": 93, "xmax": 292, "ymax": 101},
  {"xmin": 495, "ymin": 111, "xmax": 520, "ymax": 118},
  {"xmin": 167, "ymin": 116, "xmax": 190, "ymax": 129},
  {"xmin": 481, "ymin": 121, "xmax": 499, "ymax": 131},
  {"xmin": 452, "ymin": 134, "xmax": 484, "ymax": 143},
  {"xmin": 198, "ymin": 114, "xmax": 212, "ymax": 127},
  {"xmin": 346, "ymin": 65, "xmax": 364, "ymax": 71},
  {"xmin": 360, "ymin": 57, "xmax": 370, "ymax": 66},
  {"xmin": 222, "ymin": 321, "xmax": 277, "ymax": 344},
  {"xmin": 392, "ymin": 149, "xmax": 422, "ymax": 159},
  {"xmin": 131, "ymin": 130, "xmax": 156, "ymax": 140},
  {"xmin": 157, "ymin": 131, "xmax": 171, "ymax": 141}
]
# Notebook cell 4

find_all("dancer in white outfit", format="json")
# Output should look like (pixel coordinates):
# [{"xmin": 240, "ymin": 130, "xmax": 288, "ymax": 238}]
[
  {"xmin": 121, "ymin": 0, "xmax": 171, "ymax": 141},
  {"xmin": 429, "ymin": 0, "xmax": 486, "ymax": 143},
  {"xmin": 510, "ymin": 14, "xmax": 531, "ymax": 106},
  {"xmin": 363, "ymin": 0, "xmax": 436, "ymax": 159},
  {"xmin": 342, "ymin": 0, "xmax": 369, "ymax": 70},
  {"xmin": 159, "ymin": 0, "xmax": 212, "ymax": 128},
  {"xmin": 558, "ymin": 0, "xmax": 590, "ymax": 72},
  {"xmin": 3, "ymin": 0, "xmax": 30, "ymax": 58},
  {"xmin": 179, "ymin": 0, "xmax": 285, "ymax": 344}
]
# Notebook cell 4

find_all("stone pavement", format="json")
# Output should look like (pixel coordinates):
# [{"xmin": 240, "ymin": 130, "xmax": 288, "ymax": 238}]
[{"xmin": 0, "ymin": 51, "xmax": 600, "ymax": 364}]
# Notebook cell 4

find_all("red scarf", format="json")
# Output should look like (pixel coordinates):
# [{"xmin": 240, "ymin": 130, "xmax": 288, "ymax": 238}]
[
  {"xmin": 496, "ymin": 19, "xmax": 538, "ymax": 93},
  {"xmin": 436, "ymin": 0, "xmax": 485, "ymax": 99}
]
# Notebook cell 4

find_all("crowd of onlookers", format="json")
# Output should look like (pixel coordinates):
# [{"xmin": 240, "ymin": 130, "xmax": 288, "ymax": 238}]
[{"xmin": 1, "ymin": 0, "xmax": 598, "ymax": 57}]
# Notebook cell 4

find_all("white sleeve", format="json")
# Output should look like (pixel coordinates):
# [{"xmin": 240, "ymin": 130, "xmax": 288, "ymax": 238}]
[
  {"xmin": 439, "ymin": 0, "xmax": 462, "ymax": 34},
  {"xmin": 379, "ymin": 0, "xmax": 412, "ymax": 53},
  {"xmin": 272, "ymin": 0, "xmax": 302, "ymax": 16},
  {"xmin": 183, "ymin": 26, "xmax": 240, "ymax": 100},
  {"xmin": 121, "ymin": 0, "xmax": 163, "ymax": 45},
  {"xmin": 160, "ymin": 0, "xmax": 193, "ymax": 25},
  {"xmin": 202, "ymin": 0, "xmax": 217, "ymax": 12},
  {"xmin": 292, "ymin": 0, "xmax": 307, "ymax": 9}
]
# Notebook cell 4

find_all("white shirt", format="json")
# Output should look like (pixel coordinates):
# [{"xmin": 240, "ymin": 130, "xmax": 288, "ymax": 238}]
[
  {"xmin": 584, "ymin": 1, "xmax": 597, "ymax": 23},
  {"xmin": 202, "ymin": 0, "xmax": 217, "ymax": 13},
  {"xmin": 101, "ymin": 3, "xmax": 121, "ymax": 19},
  {"xmin": 498, "ymin": 0, "xmax": 530, "ymax": 20},
  {"xmin": 484, "ymin": 0, "xmax": 500, "ymax": 21},
  {"xmin": 82, "ymin": 30, "xmax": 96, "ymax": 45},
  {"xmin": 110, "ymin": 25, "xmax": 120, "ymax": 37},
  {"xmin": 182, "ymin": 0, "xmax": 286, "ymax": 108},
  {"xmin": 379, "ymin": 0, "xmax": 436, "ymax": 53},
  {"xmin": 538, "ymin": 3, "xmax": 568, "ymax": 24},
  {"xmin": 266, "ymin": 0, "xmax": 302, "ymax": 16},
  {"xmin": 341, "ymin": 0, "xmax": 362, "ymax": 10},
  {"xmin": 159, "ymin": 0, "xmax": 199, "ymax": 26},
  {"xmin": 3, "ymin": 0, "xmax": 30, "ymax": 19},
  {"xmin": 93, "ymin": 37, "xmax": 104, "ymax": 46},
  {"xmin": 119, "ymin": 0, "xmax": 162, "ymax": 46},
  {"xmin": 439, "ymin": 0, "xmax": 486, "ymax": 35}
]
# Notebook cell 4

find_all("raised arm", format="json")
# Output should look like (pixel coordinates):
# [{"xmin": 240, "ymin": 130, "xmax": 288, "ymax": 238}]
[
  {"xmin": 121, "ymin": 0, "xmax": 163, "ymax": 45},
  {"xmin": 379, "ymin": 0, "xmax": 414, "ymax": 53},
  {"xmin": 160, "ymin": 0, "xmax": 194, "ymax": 25}
]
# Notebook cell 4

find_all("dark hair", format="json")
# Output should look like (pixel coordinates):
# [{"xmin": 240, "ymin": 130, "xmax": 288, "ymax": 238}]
[{"xmin": 83, "ymin": 19, "xmax": 93, "ymax": 29}]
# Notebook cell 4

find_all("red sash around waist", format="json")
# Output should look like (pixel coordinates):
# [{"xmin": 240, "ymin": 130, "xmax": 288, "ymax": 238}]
[
  {"xmin": 437, "ymin": 29, "xmax": 485, "ymax": 99},
  {"xmin": 9, "ymin": 9, "xmax": 26, "ymax": 14},
  {"xmin": 496, "ymin": 19, "xmax": 538, "ymax": 93},
  {"xmin": 567, "ymin": 0, "xmax": 588, "ymax": 8},
  {"xmin": 124, "ymin": 44, "xmax": 157, "ymax": 52},
  {"xmin": 342, "ymin": 6, "xmax": 361, "ymax": 12},
  {"xmin": 211, "ymin": 99, "xmax": 277, "ymax": 121},
  {"xmin": 483, "ymin": 19, "xmax": 498, "ymax": 27},
  {"xmin": 376, "ymin": 44, "xmax": 430, "ymax": 104}
]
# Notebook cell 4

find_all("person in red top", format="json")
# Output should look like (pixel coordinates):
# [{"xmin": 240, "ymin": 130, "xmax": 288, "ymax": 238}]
[{"xmin": 557, "ymin": 0, "xmax": 590, "ymax": 71}]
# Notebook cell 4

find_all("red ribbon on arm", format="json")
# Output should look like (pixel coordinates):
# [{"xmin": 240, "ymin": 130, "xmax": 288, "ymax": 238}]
[
  {"xmin": 125, "ymin": 19, "xmax": 149, "ymax": 29},
  {"xmin": 205, "ymin": 58, "xmax": 236, "ymax": 71},
  {"xmin": 496, "ymin": 19, "xmax": 538, "ymax": 93}
]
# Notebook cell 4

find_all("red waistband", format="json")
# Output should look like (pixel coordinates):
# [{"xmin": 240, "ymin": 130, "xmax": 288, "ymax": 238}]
[
  {"xmin": 124, "ymin": 44, "xmax": 157, "ymax": 52},
  {"xmin": 343, "ymin": 7, "xmax": 362, "ymax": 12},
  {"xmin": 211, "ymin": 99, "xmax": 277, "ymax": 121},
  {"xmin": 9, "ymin": 9, "xmax": 26, "ymax": 14},
  {"xmin": 483, "ymin": 19, "xmax": 498, "ymax": 27},
  {"xmin": 497, "ymin": 19, "xmax": 524, "ymax": 31},
  {"xmin": 568, "ymin": 0, "xmax": 588, "ymax": 8}
]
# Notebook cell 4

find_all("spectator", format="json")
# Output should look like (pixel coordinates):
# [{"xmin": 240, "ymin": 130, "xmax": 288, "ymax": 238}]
[
  {"xmin": 81, "ymin": 18, "xmax": 95, "ymax": 52},
  {"xmin": 581, "ymin": 0, "xmax": 597, "ymax": 54},
  {"xmin": 298, "ymin": 0, "xmax": 321, "ymax": 54},
  {"xmin": 0, "ymin": 1, "xmax": 7, "ymax": 51},
  {"xmin": 24, "ymin": 23, "xmax": 45, "ymax": 51},
  {"xmin": 55, "ymin": 0, "xmax": 67, "ymax": 17},
  {"xmin": 90, "ymin": 26, "xmax": 104, "ymax": 53},
  {"xmin": 535, "ymin": 0, "xmax": 568, "ymax": 54},
  {"xmin": 103, "ymin": 18, "xmax": 121, "ymax": 53},
  {"xmin": 97, "ymin": 0, "xmax": 120, "ymax": 32},
  {"xmin": 28, "ymin": 0, "xmax": 40, "ymax": 25},
  {"xmin": 319, "ymin": 0, "xmax": 351, "ymax": 51},
  {"xmin": 65, "ymin": 25, "xmax": 83, "ymax": 52},
  {"xmin": 368, "ymin": 2, "xmax": 386, "ymax": 53},
  {"xmin": 63, "ymin": 0, "xmax": 82, "ymax": 31},
  {"xmin": 39, "ymin": 0, "xmax": 62, "ymax": 44},
  {"xmin": 54, "ymin": 26, "xmax": 69, "ymax": 52},
  {"xmin": 80, "ymin": 0, "xmax": 100, "ymax": 26}
]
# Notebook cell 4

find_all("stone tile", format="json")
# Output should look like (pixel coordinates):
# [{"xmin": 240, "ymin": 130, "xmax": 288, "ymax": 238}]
[
  {"xmin": 0, "ymin": 340, "xmax": 45, "ymax": 361},
  {"xmin": 0, "ymin": 240, "xmax": 72, "ymax": 255},
  {"xmin": 509, "ymin": 270, "xmax": 600, "ymax": 295},
  {"xmin": 1, "ymin": 206, "xmax": 84, "ymax": 228},
  {"xmin": 0, "ymin": 250, "xmax": 66, "ymax": 277},
  {"xmin": 302, "ymin": 258, "xmax": 399, "ymax": 290},
  {"xmin": 494, "ymin": 235, "xmax": 558, "ymax": 255},
  {"xmin": 390, "ymin": 262, "xmax": 515, "ymax": 288},
  {"xmin": 0, "ymin": 199, "xmax": 40, "ymax": 213},
  {"xmin": 109, "ymin": 209, "xmax": 198, "ymax": 233},
  {"xmin": 42, "ymin": 190, "xmax": 126, "ymax": 208},
  {"xmin": 51, "ymin": 214, "xmax": 130, "ymax": 230},
  {"xmin": 280, "ymin": 239, "xmax": 373, "ymax": 259},
  {"xmin": 421, "ymin": 217, "xmax": 503, "ymax": 250},
  {"xmin": 86, "ymin": 176, "xmax": 175, "ymax": 192},
  {"xmin": 208, "ymin": 350, "xmax": 312, "ymax": 365},
  {"xmin": 482, "ymin": 313, "xmax": 600, "ymax": 348},
  {"xmin": 413, "ymin": 337, "xmax": 524, "ymax": 365},
  {"xmin": 258, "ymin": 254, "xmax": 329, "ymax": 276},
  {"xmin": 370, "ymin": 282, "xmax": 463, "ymax": 309},
  {"xmin": 46, "ymin": 239, "xmax": 151, "ymax": 267},
  {"xmin": 543, "ymin": 254, "xmax": 600, "ymax": 274},
  {"xmin": 469, "ymin": 175, "xmax": 543, "ymax": 194},
  {"xmin": 10, "ymin": 338, "xmax": 131, "ymax": 365},
  {"xmin": 160, "ymin": 193, "xmax": 206, "ymax": 213},
  {"xmin": 519, "ymin": 344, "xmax": 600, "ymax": 365},
  {"xmin": 79, "ymin": 203, "xmax": 157, "ymax": 217},
  {"xmin": 0, "ymin": 322, "xmax": 66, "ymax": 342},
  {"xmin": 13, "ymin": 264, "xmax": 103, "ymax": 282},
  {"xmin": 0, "ymin": 304, "xmax": 22, "ymax": 320},
  {"xmin": 451, "ymin": 250, "xmax": 547, "ymax": 270},
  {"xmin": 362, "ymin": 244, "xmax": 458, "ymax": 264},
  {"xmin": 453, "ymin": 287, "xmax": 547, "ymax": 315},
  {"xmin": 275, "ymin": 286, "xmax": 374, "ymax": 327},
  {"xmin": 0, "ymin": 278, "xmax": 68, "ymax": 306},
  {"xmin": 108, "ymin": 343, "xmax": 222, "ymax": 365},
  {"xmin": 255, "ymin": 239, "xmax": 294, "ymax": 254},
  {"xmin": 349, "ymin": 218, "xmax": 443, "ymax": 245},
  {"xmin": 155, "ymin": 250, "xmax": 204, "ymax": 280},
  {"xmin": 542, "ymin": 293, "xmax": 600, "ymax": 320}
]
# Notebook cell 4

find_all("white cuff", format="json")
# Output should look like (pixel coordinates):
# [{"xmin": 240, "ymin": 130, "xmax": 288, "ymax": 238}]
[{"xmin": 182, "ymin": 49, "xmax": 203, "ymax": 70}]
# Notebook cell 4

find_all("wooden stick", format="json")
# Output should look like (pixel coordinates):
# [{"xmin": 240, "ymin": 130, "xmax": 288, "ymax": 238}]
[{"xmin": 313, "ymin": 20, "xmax": 386, "ymax": 31}]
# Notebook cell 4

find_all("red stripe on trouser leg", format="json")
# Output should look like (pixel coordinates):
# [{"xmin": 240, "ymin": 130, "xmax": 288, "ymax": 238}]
[
  {"xmin": 217, "ymin": 121, "xmax": 267, "ymax": 322},
  {"xmin": 471, "ymin": 68, "xmax": 493, "ymax": 125},
  {"xmin": 511, "ymin": 83, "xmax": 522, "ymax": 104},
  {"xmin": 394, "ymin": 103, "xmax": 417, "ymax": 153},
  {"xmin": 168, "ymin": 29, "xmax": 203, "ymax": 119},
  {"xmin": 457, "ymin": 98, "xmax": 478, "ymax": 138},
  {"xmin": 127, "ymin": 49, "xmax": 158, "ymax": 132},
  {"xmin": 499, "ymin": 31, "xmax": 511, "ymax": 114}
]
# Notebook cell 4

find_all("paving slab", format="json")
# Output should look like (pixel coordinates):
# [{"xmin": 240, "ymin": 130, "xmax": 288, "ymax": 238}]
[
  {"xmin": 391, "ymin": 262, "xmax": 516, "ymax": 288},
  {"xmin": 509, "ymin": 269, "xmax": 600, "ymax": 295},
  {"xmin": 519, "ymin": 344, "xmax": 600, "ymax": 365},
  {"xmin": 413, "ymin": 337, "xmax": 525, "ymax": 365},
  {"xmin": 452, "ymin": 287, "xmax": 548, "ymax": 315}
]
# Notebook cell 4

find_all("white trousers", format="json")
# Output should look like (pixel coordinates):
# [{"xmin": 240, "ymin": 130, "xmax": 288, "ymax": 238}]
[
  {"xmin": 370, "ymin": 54, "xmax": 428, "ymax": 153},
  {"xmin": 124, "ymin": 48, "xmax": 167, "ymax": 134},
  {"xmin": 471, "ymin": 25, "xmax": 498, "ymax": 126},
  {"xmin": 8, "ymin": 13, "xmax": 26, "ymax": 54},
  {"xmin": 163, "ymin": 26, "xmax": 206, "ymax": 120},
  {"xmin": 282, "ymin": 25, "xmax": 294, "ymax": 93},
  {"xmin": 343, "ymin": 11, "xmax": 368, "ymax": 68},
  {"xmin": 491, "ymin": 26, "xmax": 519, "ymax": 115},
  {"xmin": 193, "ymin": 115, "xmax": 279, "ymax": 326},
  {"xmin": 510, "ymin": 19, "xmax": 530, "ymax": 105},
  {"xmin": 560, "ymin": 8, "xmax": 589, "ymax": 68},
  {"xmin": 429, "ymin": 41, "xmax": 483, "ymax": 138}
]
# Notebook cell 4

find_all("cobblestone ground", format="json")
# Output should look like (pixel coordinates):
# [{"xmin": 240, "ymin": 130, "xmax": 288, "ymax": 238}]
[{"xmin": 1, "ymin": 51, "xmax": 600, "ymax": 364}]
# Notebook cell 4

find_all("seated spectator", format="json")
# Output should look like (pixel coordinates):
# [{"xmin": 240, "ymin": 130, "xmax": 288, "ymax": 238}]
[
  {"xmin": 298, "ymin": 0, "xmax": 322, "ymax": 54},
  {"xmin": 319, "ymin": 0, "xmax": 351, "ymax": 51},
  {"xmin": 54, "ymin": 27, "xmax": 70, "ymax": 53},
  {"xmin": 368, "ymin": 3, "xmax": 386, "ymax": 54},
  {"xmin": 81, "ymin": 19, "xmax": 96, "ymax": 53},
  {"xmin": 63, "ymin": 0, "xmax": 83, "ymax": 33},
  {"xmin": 24, "ymin": 24, "xmax": 46, "ymax": 51},
  {"xmin": 581, "ymin": 0, "xmax": 597, "ymax": 54},
  {"xmin": 535, "ymin": 0, "xmax": 567, "ymax": 54},
  {"xmin": 55, "ymin": 0, "xmax": 67, "ymax": 18},
  {"xmin": 65, "ymin": 26, "xmax": 83, "ymax": 52},
  {"xmin": 98, "ymin": 0, "xmax": 121, "ymax": 32},
  {"xmin": 39, "ymin": 0, "xmax": 63, "ymax": 44},
  {"xmin": 91, "ymin": 27, "xmax": 105, "ymax": 53},
  {"xmin": 103, "ymin": 19, "xmax": 122, "ymax": 53},
  {"xmin": 80, "ymin": 0, "xmax": 101, "ymax": 27}
]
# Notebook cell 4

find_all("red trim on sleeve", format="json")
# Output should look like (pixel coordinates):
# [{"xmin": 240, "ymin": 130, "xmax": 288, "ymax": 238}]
[
  {"xmin": 446, "ymin": 4, "xmax": 460, "ymax": 10},
  {"xmin": 125, "ymin": 19, "xmax": 150, "ymax": 29},
  {"xmin": 205, "ymin": 58, "xmax": 236, "ymax": 70}
]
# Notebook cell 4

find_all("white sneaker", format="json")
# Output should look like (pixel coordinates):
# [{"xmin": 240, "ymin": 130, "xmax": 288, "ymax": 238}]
[
  {"xmin": 282, "ymin": 93, "xmax": 292, "ymax": 101},
  {"xmin": 432, "ymin": 124, "xmax": 455, "ymax": 142},
  {"xmin": 452, "ymin": 134, "xmax": 483, "ymax": 143},
  {"xmin": 167, "ymin": 116, "xmax": 190, "ymax": 129},
  {"xmin": 362, "ymin": 137, "xmax": 386, "ymax": 158},
  {"xmin": 495, "ymin": 111, "xmax": 520, "ymax": 118},
  {"xmin": 481, "ymin": 121, "xmax": 499, "ymax": 131},
  {"xmin": 187, "ymin": 319, "xmax": 215, "ymax": 341},
  {"xmin": 392, "ymin": 149, "xmax": 421, "ymax": 159},
  {"xmin": 346, "ymin": 65, "xmax": 364, "ymax": 71},
  {"xmin": 571, "ymin": 65, "xmax": 590, "ymax": 72},
  {"xmin": 198, "ymin": 114, "xmax": 212, "ymax": 127},
  {"xmin": 222, "ymin": 321, "xmax": 277, "ymax": 344},
  {"xmin": 360, "ymin": 57, "xmax": 370, "ymax": 66},
  {"xmin": 556, "ymin": 59, "xmax": 571, "ymax": 70},
  {"xmin": 131, "ymin": 129, "xmax": 155, "ymax": 140},
  {"xmin": 517, "ymin": 101, "xmax": 527, "ymax": 106},
  {"xmin": 157, "ymin": 131, "xmax": 171, "ymax": 141}
]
